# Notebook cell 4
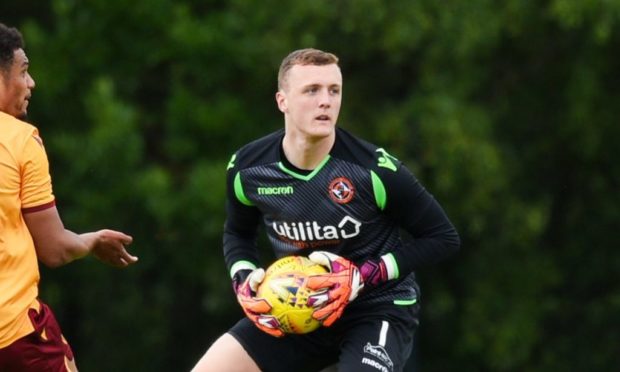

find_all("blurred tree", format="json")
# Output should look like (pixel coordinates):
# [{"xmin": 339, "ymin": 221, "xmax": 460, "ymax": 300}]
[{"xmin": 1, "ymin": 0, "xmax": 618, "ymax": 371}]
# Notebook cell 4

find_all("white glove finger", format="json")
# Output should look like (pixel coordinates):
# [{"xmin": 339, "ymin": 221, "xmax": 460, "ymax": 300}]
[
  {"xmin": 257, "ymin": 315, "xmax": 279, "ymax": 329},
  {"xmin": 308, "ymin": 251, "xmax": 337, "ymax": 269},
  {"xmin": 349, "ymin": 269, "xmax": 364, "ymax": 301},
  {"xmin": 249, "ymin": 268, "xmax": 266, "ymax": 292},
  {"xmin": 308, "ymin": 290, "xmax": 330, "ymax": 308}
]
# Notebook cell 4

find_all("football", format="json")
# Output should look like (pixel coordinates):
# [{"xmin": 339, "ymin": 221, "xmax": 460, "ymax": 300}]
[{"xmin": 257, "ymin": 255, "xmax": 328, "ymax": 334}]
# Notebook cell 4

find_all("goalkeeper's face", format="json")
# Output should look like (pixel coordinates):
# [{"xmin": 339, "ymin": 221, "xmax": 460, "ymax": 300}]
[
  {"xmin": 0, "ymin": 48, "xmax": 35, "ymax": 121},
  {"xmin": 276, "ymin": 63, "xmax": 342, "ymax": 140}
]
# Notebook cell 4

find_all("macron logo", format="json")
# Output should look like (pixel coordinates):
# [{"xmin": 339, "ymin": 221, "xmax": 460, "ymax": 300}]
[
  {"xmin": 361, "ymin": 358, "xmax": 389, "ymax": 372},
  {"xmin": 258, "ymin": 186, "xmax": 294, "ymax": 195}
]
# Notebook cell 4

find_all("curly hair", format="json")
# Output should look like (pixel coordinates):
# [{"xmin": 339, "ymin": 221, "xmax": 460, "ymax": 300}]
[
  {"xmin": 0, "ymin": 23, "xmax": 24, "ymax": 74},
  {"xmin": 278, "ymin": 48, "xmax": 339, "ymax": 91}
]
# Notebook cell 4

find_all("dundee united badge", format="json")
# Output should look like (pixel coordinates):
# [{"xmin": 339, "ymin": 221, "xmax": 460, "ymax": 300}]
[{"xmin": 328, "ymin": 177, "xmax": 355, "ymax": 204}]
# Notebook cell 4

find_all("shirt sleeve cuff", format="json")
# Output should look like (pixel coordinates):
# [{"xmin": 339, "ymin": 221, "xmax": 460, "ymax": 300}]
[{"xmin": 229, "ymin": 260, "xmax": 257, "ymax": 279}]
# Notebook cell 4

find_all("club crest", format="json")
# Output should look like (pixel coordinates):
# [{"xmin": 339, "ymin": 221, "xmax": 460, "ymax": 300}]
[{"xmin": 328, "ymin": 177, "xmax": 355, "ymax": 204}]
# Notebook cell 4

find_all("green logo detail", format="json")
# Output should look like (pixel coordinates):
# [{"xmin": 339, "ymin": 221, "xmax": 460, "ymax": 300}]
[
  {"xmin": 376, "ymin": 148, "xmax": 398, "ymax": 171},
  {"xmin": 227, "ymin": 154, "xmax": 237, "ymax": 170},
  {"xmin": 258, "ymin": 186, "xmax": 294, "ymax": 195}
]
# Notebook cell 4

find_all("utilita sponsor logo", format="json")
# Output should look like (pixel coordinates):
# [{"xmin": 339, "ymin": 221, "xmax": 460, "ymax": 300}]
[{"xmin": 272, "ymin": 216, "xmax": 361, "ymax": 241}]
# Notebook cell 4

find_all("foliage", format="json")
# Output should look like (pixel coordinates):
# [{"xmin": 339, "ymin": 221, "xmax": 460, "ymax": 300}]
[{"xmin": 1, "ymin": 0, "xmax": 618, "ymax": 370}]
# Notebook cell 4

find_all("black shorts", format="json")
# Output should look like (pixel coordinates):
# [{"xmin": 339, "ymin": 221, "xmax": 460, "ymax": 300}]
[{"xmin": 229, "ymin": 301, "xmax": 420, "ymax": 372}]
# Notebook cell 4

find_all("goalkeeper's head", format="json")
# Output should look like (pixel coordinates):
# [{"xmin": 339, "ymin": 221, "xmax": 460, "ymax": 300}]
[{"xmin": 277, "ymin": 48, "xmax": 340, "ymax": 92}]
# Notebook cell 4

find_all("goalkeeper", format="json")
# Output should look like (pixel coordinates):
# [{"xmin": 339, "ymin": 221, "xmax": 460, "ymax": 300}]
[{"xmin": 192, "ymin": 48, "xmax": 460, "ymax": 372}]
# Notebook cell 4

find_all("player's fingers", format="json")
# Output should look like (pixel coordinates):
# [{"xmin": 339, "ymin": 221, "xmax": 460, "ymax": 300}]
[
  {"xmin": 307, "ymin": 290, "xmax": 330, "ymax": 308},
  {"xmin": 258, "ymin": 324, "xmax": 285, "ymax": 337},
  {"xmin": 248, "ymin": 268, "xmax": 265, "ymax": 291},
  {"xmin": 250, "ymin": 315, "xmax": 284, "ymax": 337},
  {"xmin": 308, "ymin": 251, "xmax": 334, "ymax": 269},
  {"xmin": 257, "ymin": 315, "xmax": 280, "ymax": 329},
  {"xmin": 311, "ymin": 300, "xmax": 339, "ymax": 321},
  {"xmin": 308, "ymin": 283, "xmax": 348, "ymax": 310},
  {"xmin": 99, "ymin": 229, "xmax": 134, "ymax": 245},
  {"xmin": 120, "ymin": 250, "xmax": 138, "ymax": 264},
  {"xmin": 306, "ymin": 274, "xmax": 335, "ymax": 290},
  {"xmin": 241, "ymin": 298, "xmax": 272, "ymax": 313},
  {"xmin": 321, "ymin": 306, "xmax": 344, "ymax": 327}
]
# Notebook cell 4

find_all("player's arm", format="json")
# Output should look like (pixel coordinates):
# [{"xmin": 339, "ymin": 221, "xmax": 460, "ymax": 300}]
[
  {"xmin": 20, "ymin": 131, "xmax": 136, "ymax": 268},
  {"xmin": 23, "ymin": 206, "xmax": 136, "ymax": 268},
  {"xmin": 224, "ymin": 202, "xmax": 284, "ymax": 336},
  {"xmin": 223, "ymin": 167, "xmax": 262, "ymax": 279},
  {"xmin": 223, "ymin": 200, "xmax": 261, "ymax": 279},
  {"xmin": 373, "ymin": 162, "xmax": 461, "ymax": 279},
  {"xmin": 223, "ymin": 162, "xmax": 283, "ymax": 336},
  {"xmin": 307, "ymin": 162, "xmax": 460, "ymax": 326}
]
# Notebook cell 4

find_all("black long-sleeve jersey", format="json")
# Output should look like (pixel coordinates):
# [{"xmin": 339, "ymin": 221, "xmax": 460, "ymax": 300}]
[{"xmin": 224, "ymin": 127, "xmax": 460, "ymax": 305}]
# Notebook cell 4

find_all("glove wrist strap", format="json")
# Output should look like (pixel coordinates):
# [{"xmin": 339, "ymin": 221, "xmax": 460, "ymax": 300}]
[
  {"xmin": 381, "ymin": 253, "xmax": 399, "ymax": 280},
  {"xmin": 360, "ymin": 253, "xmax": 399, "ymax": 287}
]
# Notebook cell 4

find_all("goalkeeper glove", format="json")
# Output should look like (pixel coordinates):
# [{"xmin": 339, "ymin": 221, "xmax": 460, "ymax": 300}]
[
  {"xmin": 306, "ymin": 251, "xmax": 364, "ymax": 327},
  {"xmin": 234, "ymin": 268, "xmax": 284, "ymax": 337},
  {"xmin": 359, "ymin": 258, "xmax": 390, "ymax": 288},
  {"xmin": 307, "ymin": 252, "xmax": 396, "ymax": 326}
]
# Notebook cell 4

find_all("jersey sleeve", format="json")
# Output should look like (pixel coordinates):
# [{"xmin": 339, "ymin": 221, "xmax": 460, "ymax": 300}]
[
  {"xmin": 376, "ymin": 162, "xmax": 460, "ymax": 277},
  {"xmin": 223, "ymin": 152, "xmax": 262, "ymax": 279},
  {"xmin": 20, "ymin": 131, "xmax": 55, "ymax": 213}
]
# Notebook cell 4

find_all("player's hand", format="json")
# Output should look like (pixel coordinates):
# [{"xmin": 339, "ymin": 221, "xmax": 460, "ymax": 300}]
[
  {"xmin": 306, "ymin": 251, "xmax": 364, "ymax": 327},
  {"xmin": 234, "ymin": 268, "xmax": 284, "ymax": 337},
  {"xmin": 89, "ymin": 229, "xmax": 137, "ymax": 268}
]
